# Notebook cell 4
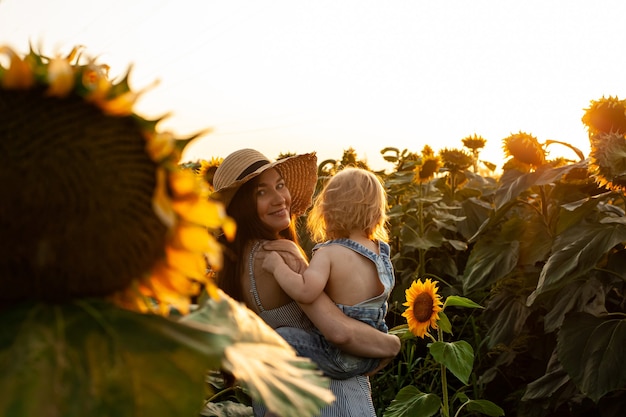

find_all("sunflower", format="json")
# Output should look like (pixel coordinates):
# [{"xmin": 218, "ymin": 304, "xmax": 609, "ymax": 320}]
[
  {"xmin": 198, "ymin": 157, "xmax": 223, "ymax": 190},
  {"xmin": 461, "ymin": 134, "xmax": 487, "ymax": 151},
  {"xmin": 581, "ymin": 96, "xmax": 626, "ymax": 137},
  {"xmin": 588, "ymin": 132, "xmax": 626, "ymax": 192},
  {"xmin": 421, "ymin": 144, "xmax": 435, "ymax": 157},
  {"xmin": 439, "ymin": 148, "xmax": 473, "ymax": 172},
  {"xmin": 0, "ymin": 45, "xmax": 235, "ymax": 314},
  {"xmin": 402, "ymin": 278, "xmax": 443, "ymax": 338},
  {"xmin": 502, "ymin": 131, "xmax": 545, "ymax": 167},
  {"xmin": 413, "ymin": 155, "xmax": 441, "ymax": 183}
]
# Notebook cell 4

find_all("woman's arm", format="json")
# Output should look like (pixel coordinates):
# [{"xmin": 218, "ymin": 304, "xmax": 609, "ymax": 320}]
[
  {"xmin": 261, "ymin": 240, "xmax": 400, "ymax": 359},
  {"xmin": 299, "ymin": 294, "xmax": 401, "ymax": 359}
]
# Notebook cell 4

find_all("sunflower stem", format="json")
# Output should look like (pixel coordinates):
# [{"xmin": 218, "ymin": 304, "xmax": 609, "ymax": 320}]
[
  {"xmin": 438, "ymin": 326, "xmax": 450, "ymax": 417},
  {"xmin": 418, "ymin": 182, "xmax": 426, "ymax": 277}
]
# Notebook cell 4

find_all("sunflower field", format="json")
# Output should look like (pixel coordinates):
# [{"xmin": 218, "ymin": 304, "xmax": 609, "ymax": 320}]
[
  {"xmin": 2, "ymin": 44, "xmax": 625, "ymax": 417},
  {"xmin": 185, "ymin": 96, "xmax": 626, "ymax": 417},
  {"xmin": 293, "ymin": 97, "xmax": 626, "ymax": 417}
]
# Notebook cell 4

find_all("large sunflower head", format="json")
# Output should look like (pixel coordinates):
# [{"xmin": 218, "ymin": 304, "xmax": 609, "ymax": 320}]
[
  {"xmin": 582, "ymin": 96, "xmax": 626, "ymax": 137},
  {"xmin": 588, "ymin": 132, "xmax": 626, "ymax": 192},
  {"xmin": 402, "ymin": 278, "xmax": 443, "ymax": 338},
  {"xmin": 502, "ymin": 131, "xmax": 546, "ymax": 168},
  {"xmin": 0, "ymin": 45, "xmax": 234, "ymax": 313}
]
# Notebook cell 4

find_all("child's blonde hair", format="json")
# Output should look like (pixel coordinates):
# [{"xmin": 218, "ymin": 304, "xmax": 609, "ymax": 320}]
[{"xmin": 307, "ymin": 167, "xmax": 389, "ymax": 242}]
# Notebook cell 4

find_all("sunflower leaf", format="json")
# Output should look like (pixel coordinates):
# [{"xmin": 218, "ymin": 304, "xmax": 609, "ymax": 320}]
[
  {"xmin": 461, "ymin": 235, "xmax": 519, "ymax": 294},
  {"xmin": 382, "ymin": 385, "xmax": 441, "ymax": 417},
  {"xmin": 464, "ymin": 399, "xmax": 505, "ymax": 416},
  {"xmin": 429, "ymin": 341, "xmax": 474, "ymax": 385},
  {"xmin": 0, "ymin": 300, "xmax": 229, "ymax": 417},
  {"xmin": 437, "ymin": 311, "xmax": 452, "ymax": 334},
  {"xmin": 401, "ymin": 227, "xmax": 445, "ymax": 250},
  {"xmin": 443, "ymin": 295, "xmax": 483, "ymax": 310},
  {"xmin": 183, "ymin": 292, "xmax": 334, "ymax": 416},
  {"xmin": 483, "ymin": 289, "xmax": 532, "ymax": 348},
  {"xmin": 528, "ymin": 221, "xmax": 626, "ymax": 305},
  {"xmin": 557, "ymin": 312, "xmax": 626, "ymax": 402}
]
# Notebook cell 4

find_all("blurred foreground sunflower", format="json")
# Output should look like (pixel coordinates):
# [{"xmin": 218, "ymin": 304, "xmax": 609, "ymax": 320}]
[
  {"xmin": 402, "ymin": 278, "xmax": 443, "ymax": 338},
  {"xmin": 588, "ymin": 132, "xmax": 626, "ymax": 192},
  {"xmin": 0, "ymin": 45, "xmax": 235, "ymax": 314}
]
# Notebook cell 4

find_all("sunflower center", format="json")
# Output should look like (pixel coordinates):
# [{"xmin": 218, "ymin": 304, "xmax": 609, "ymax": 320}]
[{"xmin": 412, "ymin": 292, "xmax": 434, "ymax": 323}]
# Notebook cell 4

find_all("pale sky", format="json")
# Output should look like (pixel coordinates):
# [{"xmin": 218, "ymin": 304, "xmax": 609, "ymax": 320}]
[{"xmin": 2, "ymin": 0, "xmax": 625, "ymax": 170}]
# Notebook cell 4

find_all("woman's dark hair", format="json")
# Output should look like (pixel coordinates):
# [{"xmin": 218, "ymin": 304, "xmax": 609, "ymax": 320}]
[{"xmin": 217, "ymin": 175, "xmax": 299, "ymax": 301}]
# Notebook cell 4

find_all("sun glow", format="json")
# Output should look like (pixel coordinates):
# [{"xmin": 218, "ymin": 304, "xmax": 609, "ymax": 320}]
[{"xmin": 1, "ymin": 0, "xmax": 624, "ymax": 171}]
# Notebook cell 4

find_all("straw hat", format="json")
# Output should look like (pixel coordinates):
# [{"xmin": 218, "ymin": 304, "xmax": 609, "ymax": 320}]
[{"xmin": 212, "ymin": 148, "xmax": 317, "ymax": 215}]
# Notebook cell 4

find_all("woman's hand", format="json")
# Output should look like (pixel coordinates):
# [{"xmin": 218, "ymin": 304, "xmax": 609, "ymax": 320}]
[
  {"xmin": 365, "ymin": 352, "xmax": 398, "ymax": 376},
  {"xmin": 300, "ymin": 295, "xmax": 401, "ymax": 359}
]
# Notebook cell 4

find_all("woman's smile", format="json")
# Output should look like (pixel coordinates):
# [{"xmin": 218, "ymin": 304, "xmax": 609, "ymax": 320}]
[{"xmin": 256, "ymin": 168, "xmax": 292, "ymax": 233}]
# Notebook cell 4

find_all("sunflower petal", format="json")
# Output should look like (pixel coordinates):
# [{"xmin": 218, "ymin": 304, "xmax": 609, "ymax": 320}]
[
  {"xmin": 0, "ymin": 46, "xmax": 35, "ymax": 89},
  {"xmin": 166, "ymin": 247, "xmax": 206, "ymax": 280},
  {"xmin": 46, "ymin": 56, "xmax": 75, "ymax": 97}
]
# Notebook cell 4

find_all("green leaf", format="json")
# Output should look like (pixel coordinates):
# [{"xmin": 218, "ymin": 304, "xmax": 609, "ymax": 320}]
[
  {"xmin": 457, "ymin": 197, "xmax": 493, "ymax": 241},
  {"xmin": 184, "ymin": 295, "xmax": 334, "ymax": 417},
  {"xmin": 0, "ymin": 300, "xmax": 229, "ymax": 417},
  {"xmin": 437, "ymin": 311, "xmax": 452, "ymax": 334},
  {"xmin": 556, "ymin": 192, "xmax": 611, "ymax": 234},
  {"xmin": 543, "ymin": 276, "xmax": 608, "ymax": 333},
  {"xmin": 517, "ymin": 214, "xmax": 553, "ymax": 266},
  {"xmin": 464, "ymin": 399, "xmax": 505, "ymax": 416},
  {"xmin": 522, "ymin": 358, "xmax": 571, "ymax": 401},
  {"xmin": 557, "ymin": 312, "xmax": 626, "ymax": 402},
  {"xmin": 528, "ymin": 221, "xmax": 626, "ymax": 305},
  {"xmin": 401, "ymin": 227, "xmax": 445, "ymax": 251},
  {"xmin": 494, "ymin": 163, "xmax": 579, "ymax": 210},
  {"xmin": 383, "ymin": 385, "xmax": 441, "ymax": 417},
  {"xmin": 429, "ymin": 341, "xmax": 474, "ymax": 385},
  {"xmin": 483, "ymin": 289, "xmax": 532, "ymax": 348},
  {"xmin": 443, "ymin": 295, "xmax": 483, "ymax": 309},
  {"xmin": 445, "ymin": 238, "xmax": 468, "ymax": 251},
  {"xmin": 462, "ymin": 235, "xmax": 519, "ymax": 294}
]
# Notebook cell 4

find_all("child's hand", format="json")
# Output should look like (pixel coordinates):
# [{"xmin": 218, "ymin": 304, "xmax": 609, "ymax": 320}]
[
  {"xmin": 262, "ymin": 239, "xmax": 308, "ymax": 273},
  {"xmin": 262, "ymin": 251, "xmax": 286, "ymax": 274}
]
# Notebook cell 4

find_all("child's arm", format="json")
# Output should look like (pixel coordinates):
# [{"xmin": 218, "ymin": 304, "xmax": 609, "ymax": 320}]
[{"xmin": 262, "ymin": 251, "xmax": 329, "ymax": 304}]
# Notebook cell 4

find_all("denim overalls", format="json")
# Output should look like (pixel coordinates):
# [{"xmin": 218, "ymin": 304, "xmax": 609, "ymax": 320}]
[{"xmin": 278, "ymin": 238, "xmax": 395, "ymax": 379}]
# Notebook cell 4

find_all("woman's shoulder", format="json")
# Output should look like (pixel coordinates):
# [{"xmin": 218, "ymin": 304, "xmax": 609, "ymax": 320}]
[
  {"xmin": 260, "ymin": 239, "xmax": 308, "ymax": 272},
  {"xmin": 260, "ymin": 239, "xmax": 303, "ymax": 257}
]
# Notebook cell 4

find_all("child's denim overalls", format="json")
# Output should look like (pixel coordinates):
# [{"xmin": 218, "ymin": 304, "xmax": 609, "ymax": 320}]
[{"xmin": 278, "ymin": 238, "xmax": 395, "ymax": 379}]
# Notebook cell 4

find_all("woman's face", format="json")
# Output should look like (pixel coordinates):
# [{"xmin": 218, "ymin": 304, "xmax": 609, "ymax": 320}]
[{"xmin": 255, "ymin": 168, "xmax": 292, "ymax": 233}]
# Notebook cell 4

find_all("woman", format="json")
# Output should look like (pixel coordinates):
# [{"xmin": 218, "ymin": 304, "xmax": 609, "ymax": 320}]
[{"xmin": 211, "ymin": 149, "xmax": 400, "ymax": 416}]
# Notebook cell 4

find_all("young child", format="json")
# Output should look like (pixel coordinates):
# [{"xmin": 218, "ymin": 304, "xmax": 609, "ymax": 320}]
[{"xmin": 262, "ymin": 167, "xmax": 395, "ymax": 379}]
